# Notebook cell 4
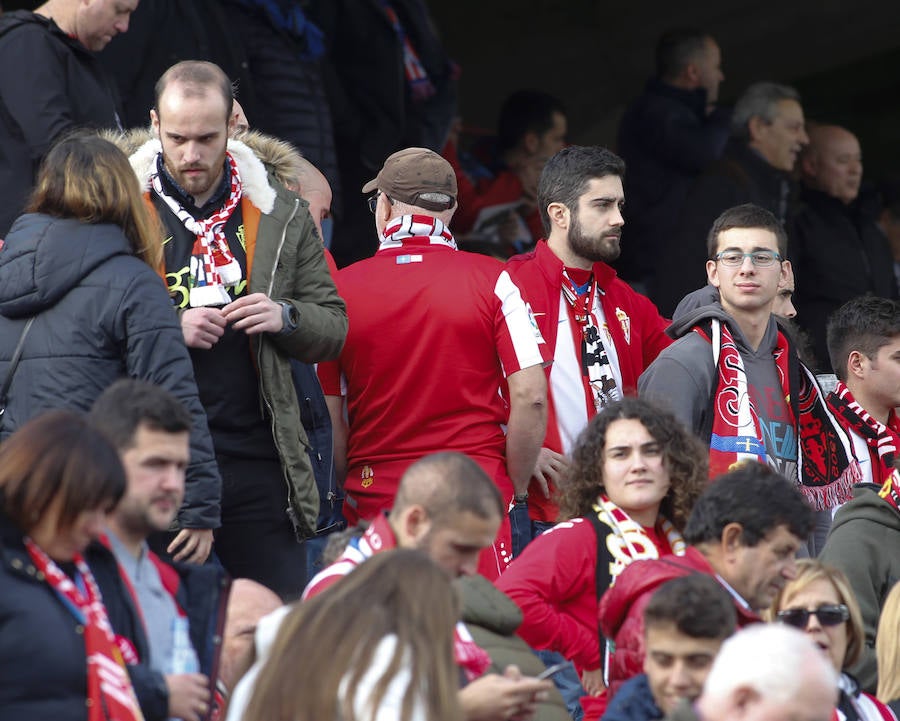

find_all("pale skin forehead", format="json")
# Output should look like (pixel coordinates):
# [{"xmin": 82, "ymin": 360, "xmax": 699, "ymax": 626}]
[{"xmin": 806, "ymin": 125, "xmax": 859, "ymax": 155}]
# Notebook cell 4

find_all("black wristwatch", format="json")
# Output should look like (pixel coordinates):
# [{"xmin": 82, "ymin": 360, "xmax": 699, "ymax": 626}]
[
  {"xmin": 513, "ymin": 492, "xmax": 529, "ymax": 504},
  {"xmin": 277, "ymin": 301, "xmax": 299, "ymax": 335}
]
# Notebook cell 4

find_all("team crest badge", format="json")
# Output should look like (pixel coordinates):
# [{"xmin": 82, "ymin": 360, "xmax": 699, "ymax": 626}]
[
  {"xmin": 615, "ymin": 307, "xmax": 631, "ymax": 345},
  {"xmin": 361, "ymin": 465, "xmax": 374, "ymax": 488}
]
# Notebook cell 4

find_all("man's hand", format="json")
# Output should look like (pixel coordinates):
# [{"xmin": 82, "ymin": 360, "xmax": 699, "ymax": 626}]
[
  {"xmin": 222, "ymin": 293, "xmax": 283, "ymax": 335},
  {"xmin": 168, "ymin": 528, "xmax": 214, "ymax": 564},
  {"xmin": 580, "ymin": 667, "xmax": 606, "ymax": 697},
  {"xmin": 459, "ymin": 665, "xmax": 552, "ymax": 721},
  {"xmin": 181, "ymin": 307, "xmax": 227, "ymax": 349},
  {"xmin": 532, "ymin": 448, "xmax": 570, "ymax": 498},
  {"xmin": 165, "ymin": 673, "xmax": 211, "ymax": 721}
]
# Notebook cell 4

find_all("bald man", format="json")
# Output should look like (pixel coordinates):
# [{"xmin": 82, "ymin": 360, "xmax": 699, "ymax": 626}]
[{"xmin": 788, "ymin": 124, "xmax": 897, "ymax": 368}]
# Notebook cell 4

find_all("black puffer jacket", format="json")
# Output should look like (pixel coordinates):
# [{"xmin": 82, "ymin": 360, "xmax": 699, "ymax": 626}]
[
  {"xmin": 0, "ymin": 511, "xmax": 92, "ymax": 720},
  {"xmin": 0, "ymin": 214, "xmax": 221, "ymax": 530},
  {"xmin": 0, "ymin": 12, "xmax": 121, "ymax": 237}
]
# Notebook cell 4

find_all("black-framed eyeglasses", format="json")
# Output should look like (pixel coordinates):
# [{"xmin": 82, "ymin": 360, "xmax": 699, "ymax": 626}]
[
  {"xmin": 776, "ymin": 604, "xmax": 850, "ymax": 629},
  {"xmin": 367, "ymin": 192, "xmax": 394, "ymax": 214},
  {"xmin": 713, "ymin": 250, "xmax": 783, "ymax": 267}
]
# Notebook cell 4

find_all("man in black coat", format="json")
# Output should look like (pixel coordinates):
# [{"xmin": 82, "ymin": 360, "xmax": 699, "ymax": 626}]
[
  {"xmin": 617, "ymin": 29, "xmax": 729, "ymax": 292},
  {"xmin": 0, "ymin": 0, "xmax": 137, "ymax": 236},
  {"xmin": 653, "ymin": 82, "xmax": 809, "ymax": 316},
  {"xmin": 789, "ymin": 124, "xmax": 898, "ymax": 369}
]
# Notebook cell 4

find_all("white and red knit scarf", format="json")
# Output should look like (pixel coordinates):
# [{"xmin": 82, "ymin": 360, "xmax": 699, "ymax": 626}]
[
  {"xmin": 151, "ymin": 153, "xmax": 243, "ymax": 307},
  {"xmin": 25, "ymin": 539, "xmax": 144, "ymax": 721},
  {"xmin": 593, "ymin": 495, "xmax": 686, "ymax": 582},
  {"xmin": 379, "ymin": 214, "xmax": 457, "ymax": 250},
  {"xmin": 827, "ymin": 381, "xmax": 900, "ymax": 488}
]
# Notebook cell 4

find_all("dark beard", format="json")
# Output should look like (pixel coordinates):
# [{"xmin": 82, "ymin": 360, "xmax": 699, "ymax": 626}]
[{"xmin": 568, "ymin": 210, "xmax": 621, "ymax": 264}]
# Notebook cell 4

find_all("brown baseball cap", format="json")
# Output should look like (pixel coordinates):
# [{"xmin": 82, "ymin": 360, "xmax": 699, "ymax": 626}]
[{"xmin": 362, "ymin": 147, "xmax": 457, "ymax": 211}]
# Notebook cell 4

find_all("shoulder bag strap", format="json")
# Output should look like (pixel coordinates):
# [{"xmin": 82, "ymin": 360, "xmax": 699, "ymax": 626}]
[{"xmin": 0, "ymin": 317, "xmax": 35, "ymax": 428}]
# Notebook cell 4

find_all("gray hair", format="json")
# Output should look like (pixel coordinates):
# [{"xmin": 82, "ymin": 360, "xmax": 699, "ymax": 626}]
[
  {"xmin": 731, "ymin": 82, "xmax": 801, "ymax": 142},
  {"xmin": 702, "ymin": 624, "xmax": 837, "ymax": 706}
]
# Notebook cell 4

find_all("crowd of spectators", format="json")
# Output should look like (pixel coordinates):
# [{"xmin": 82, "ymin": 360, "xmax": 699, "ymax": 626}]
[{"xmin": 3, "ymin": 2, "xmax": 900, "ymax": 721}]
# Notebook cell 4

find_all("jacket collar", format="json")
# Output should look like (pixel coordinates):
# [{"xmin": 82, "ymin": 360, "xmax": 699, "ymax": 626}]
[
  {"xmin": 129, "ymin": 137, "xmax": 277, "ymax": 215},
  {"xmin": 535, "ymin": 239, "xmax": 618, "ymax": 289}
]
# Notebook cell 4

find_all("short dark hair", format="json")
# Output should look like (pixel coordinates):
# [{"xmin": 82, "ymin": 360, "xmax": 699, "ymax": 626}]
[
  {"xmin": 0, "ymin": 410, "xmax": 125, "ymax": 533},
  {"xmin": 683, "ymin": 464, "xmax": 813, "ymax": 546},
  {"xmin": 537, "ymin": 145, "xmax": 625, "ymax": 235},
  {"xmin": 644, "ymin": 575, "xmax": 737, "ymax": 640},
  {"xmin": 826, "ymin": 296, "xmax": 900, "ymax": 381},
  {"xmin": 656, "ymin": 29, "xmax": 712, "ymax": 82},
  {"xmin": 393, "ymin": 452, "xmax": 503, "ymax": 525},
  {"xmin": 89, "ymin": 379, "xmax": 191, "ymax": 451},
  {"xmin": 154, "ymin": 60, "xmax": 234, "ymax": 122},
  {"xmin": 497, "ymin": 89, "xmax": 566, "ymax": 156},
  {"xmin": 706, "ymin": 203, "xmax": 788, "ymax": 258}
]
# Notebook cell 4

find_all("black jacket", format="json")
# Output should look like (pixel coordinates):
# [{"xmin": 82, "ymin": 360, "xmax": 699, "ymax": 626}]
[
  {"xmin": 86, "ymin": 540, "xmax": 229, "ymax": 721},
  {"xmin": 0, "ymin": 214, "xmax": 221, "ymax": 530},
  {"xmin": 653, "ymin": 139, "xmax": 794, "ymax": 316},
  {"xmin": 788, "ymin": 187, "xmax": 899, "ymax": 370},
  {"xmin": 0, "ymin": 11, "xmax": 121, "ymax": 237},
  {"xmin": 0, "ymin": 511, "xmax": 92, "ymax": 720},
  {"xmin": 616, "ymin": 79, "xmax": 730, "ymax": 282}
]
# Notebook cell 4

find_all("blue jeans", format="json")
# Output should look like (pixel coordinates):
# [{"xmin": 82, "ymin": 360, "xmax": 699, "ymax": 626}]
[
  {"xmin": 509, "ymin": 501, "xmax": 556, "ymax": 557},
  {"xmin": 536, "ymin": 650, "xmax": 585, "ymax": 721}
]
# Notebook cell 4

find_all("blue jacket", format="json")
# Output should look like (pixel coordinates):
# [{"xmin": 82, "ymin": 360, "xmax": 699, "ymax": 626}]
[{"xmin": 601, "ymin": 674, "xmax": 663, "ymax": 721}]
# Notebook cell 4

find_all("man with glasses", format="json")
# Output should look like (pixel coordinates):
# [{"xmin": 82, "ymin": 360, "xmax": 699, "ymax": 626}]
[
  {"xmin": 640, "ymin": 205, "xmax": 857, "ymax": 518},
  {"xmin": 317, "ymin": 147, "xmax": 548, "ymax": 580}
]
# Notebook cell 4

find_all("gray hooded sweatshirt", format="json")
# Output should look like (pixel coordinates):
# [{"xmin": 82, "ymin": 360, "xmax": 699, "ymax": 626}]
[{"xmin": 638, "ymin": 295, "xmax": 797, "ymax": 478}]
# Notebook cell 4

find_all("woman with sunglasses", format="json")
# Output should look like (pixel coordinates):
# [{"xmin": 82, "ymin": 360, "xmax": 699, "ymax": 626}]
[{"xmin": 767, "ymin": 559, "xmax": 894, "ymax": 721}]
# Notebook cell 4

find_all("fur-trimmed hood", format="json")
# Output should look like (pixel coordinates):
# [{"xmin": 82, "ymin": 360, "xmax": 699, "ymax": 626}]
[{"xmin": 107, "ymin": 128, "xmax": 294, "ymax": 215}]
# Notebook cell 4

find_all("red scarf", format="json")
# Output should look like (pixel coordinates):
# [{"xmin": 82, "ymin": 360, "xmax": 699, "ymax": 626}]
[
  {"xmin": 699, "ymin": 319, "xmax": 857, "ymax": 510},
  {"xmin": 379, "ymin": 214, "xmax": 456, "ymax": 250},
  {"xmin": 827, "ymin": 381, "xmax": 900, "ymax": 487},
  {"xmin": 24, "ymin": 539, "xmax": 144, "ymax": 721}
]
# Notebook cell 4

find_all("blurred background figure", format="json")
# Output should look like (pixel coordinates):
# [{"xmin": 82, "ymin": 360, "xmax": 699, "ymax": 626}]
[
  {"xmin": 0, "ymin": 410, "xmax": 142, "ymax": 721},
  {"xmin": 876, "ymin": 581, "xmax": 900, "ymax": 716}
]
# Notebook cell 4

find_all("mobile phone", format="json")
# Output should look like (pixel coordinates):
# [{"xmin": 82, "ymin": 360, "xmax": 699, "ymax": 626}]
[{"xmin": 536, "ymin": 661, "xmax": 571, "ymax": 680}]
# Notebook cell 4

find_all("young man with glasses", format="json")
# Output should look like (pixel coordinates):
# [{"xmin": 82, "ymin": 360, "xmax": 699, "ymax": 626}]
[{"xmin": 640, "ymin": 204, "xmax": 857, "ymax": 519}]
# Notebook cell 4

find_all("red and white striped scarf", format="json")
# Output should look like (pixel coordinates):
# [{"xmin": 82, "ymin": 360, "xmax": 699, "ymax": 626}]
[
  {"xmin": 378, "ymin": 2, "xmax": 436, "ymax": 101},
  {"xmin": 25, "ymin": 539, "xmax": 144, "ymax": 721},
  {"xmin": 827, "ymin": 380, "xmax": 900, "ymax": 487},
  {"xmin": 151, "ymin": 153, "xmax": 243, "ymax": 307},
  {"xmin": 379, "ymin": 214, "xmax": 457, "ymax": 250}
]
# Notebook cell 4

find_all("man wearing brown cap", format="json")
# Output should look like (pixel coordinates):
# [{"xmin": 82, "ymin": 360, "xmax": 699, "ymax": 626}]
[{"xmin": 317, "ymin": 147, "xmax": 549, "ymax": 579}]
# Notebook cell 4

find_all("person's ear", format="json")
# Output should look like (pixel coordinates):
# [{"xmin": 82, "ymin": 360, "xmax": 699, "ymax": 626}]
[
  {"xmin": 847, "ymin": 349, "xmax": 868, "ymax": 381},
  {"xmin": 747, "ymin": 115, "xmax": 766, "ymax": 144},
  {"xmin": 547, "ymin": 202, "xmax": 569, "ymax": 231},
  {"xmin": 400, "ymin": 504, "xmax": 431, "ymax": 544},
  {"xmin": 721, "ymin": 522, "xmax": 745, "ymax": 555},
  {"xmin": 150, "ymin": 108, "xmax": 160, "ymax": 137},
  {"xmin": 523, "ymin": 131, "xmax": 539, "ymax": 155}
]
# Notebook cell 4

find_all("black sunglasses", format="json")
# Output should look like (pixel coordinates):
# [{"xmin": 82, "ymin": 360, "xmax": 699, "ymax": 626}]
[{"xmin": 776, "ymin": 604, "xmax": 850, "ymax": 629}]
